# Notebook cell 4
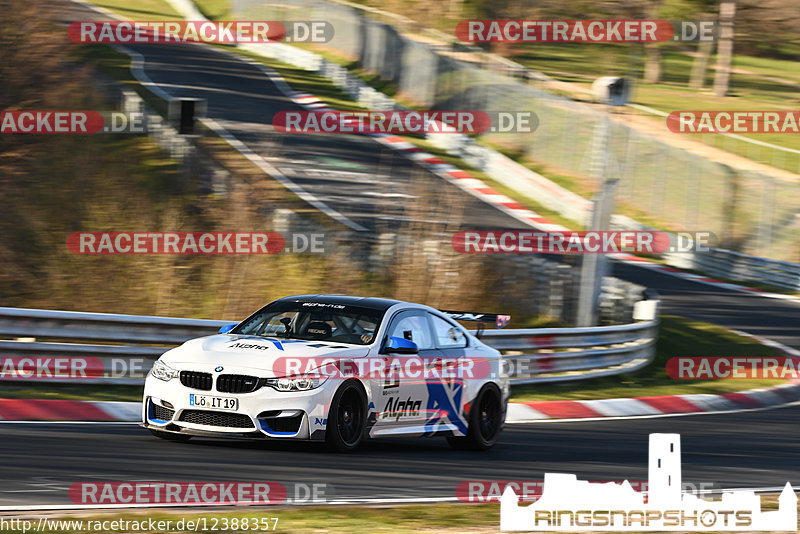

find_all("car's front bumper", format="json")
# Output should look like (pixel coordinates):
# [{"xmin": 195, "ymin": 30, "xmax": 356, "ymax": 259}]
[{"xmin": 142, "ymin": 371, "xmax": 338, "ymax": 441}]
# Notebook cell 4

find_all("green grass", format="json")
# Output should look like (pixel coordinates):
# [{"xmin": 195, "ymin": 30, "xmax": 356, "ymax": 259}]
[
  {"xmin": 510, "ymin": 314, "xmax": 787, "ymax": 402},
  {"xmin": 293, "ymin": 44, "xmax": 404, "ymax": 99},
  {"xmin": 74, "ymin": 44, "xmax": 169, "ymax": 115},
  {"xmin": 0, "ymin": 504, "xmax": 500, "ymax": 533},
  {"xmin": 0, "ymin": 384, "xmax": 144, "ymax": 402},
  {"xmin": 227, "ymin": 47, "xmax": 368, "ymax": 113},
  {"xmin": 193, "ymin": 0, "xmax": 230, "ymax": 20},
  {"xmin": 513, "ymin": 43, "xmax": 800, "ymax": 163},
  {"xmin": 88, "ymin": 0, "xmax": 182, "ymax": 20},
  {"xmin": 1, "ymin": 498, "xmax": 796, "ymax": 533}
]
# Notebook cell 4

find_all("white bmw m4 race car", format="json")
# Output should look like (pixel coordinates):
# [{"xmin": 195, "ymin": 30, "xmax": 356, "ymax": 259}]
[{"xmin": 142, "ymin": 295, "xmax": 510, "ymax": 451}]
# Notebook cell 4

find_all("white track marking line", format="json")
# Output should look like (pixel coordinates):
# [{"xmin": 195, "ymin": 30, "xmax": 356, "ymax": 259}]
[{"xmin": 505, "ymin": 399, "xmax": 800, "ymax": 424}]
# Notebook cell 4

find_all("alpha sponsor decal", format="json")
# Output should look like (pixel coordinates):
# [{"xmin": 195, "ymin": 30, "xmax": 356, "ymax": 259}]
[
  {"xmin": 228, "ymin": 342, "xmax": 270, "ymax": 351},
  {"xmin": 381, "ymin": 397, "xmax": 423, "ymax": 421}
]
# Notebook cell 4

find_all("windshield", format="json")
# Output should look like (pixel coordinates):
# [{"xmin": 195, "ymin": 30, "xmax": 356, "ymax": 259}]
[{"xmin": 231, "ymin": 301, "xmax": 385, "ymax": 345}]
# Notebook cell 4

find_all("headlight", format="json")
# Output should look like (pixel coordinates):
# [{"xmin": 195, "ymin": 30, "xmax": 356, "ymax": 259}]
[
  {"xmin": 265, "ymin": 377, "xmax": 326, "ymax": 392},
  {"xmin": 151, "ymin": 360, "xmax": 179, "ymax": 382}
]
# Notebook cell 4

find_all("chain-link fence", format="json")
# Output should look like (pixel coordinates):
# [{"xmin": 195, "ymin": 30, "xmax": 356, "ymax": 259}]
[{"xmin": 232, "ymin": 0, "xmax": 800, "ymax": 263}]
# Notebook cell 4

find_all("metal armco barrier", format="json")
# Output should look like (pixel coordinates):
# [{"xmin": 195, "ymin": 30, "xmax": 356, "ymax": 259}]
[
  {"xmin": 0, "ymin": 302, "xmax": 658, "ymax": 385},
  {"xmin": 490, "ymin": 319, "xmax": 658, "ymax": 384},
  {"xmin": 688, "ymin": 248, "xmax": 800, "ymax": 292}
]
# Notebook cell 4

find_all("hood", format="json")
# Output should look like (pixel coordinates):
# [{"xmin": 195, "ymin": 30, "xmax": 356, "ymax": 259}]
[{"xmin": 159, "ymin": 334, "xmax": 371, "ymax": 376}]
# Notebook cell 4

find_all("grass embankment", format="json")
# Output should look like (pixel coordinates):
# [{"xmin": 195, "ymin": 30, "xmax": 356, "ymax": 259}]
[
  {"xmin": 0, "ymin": 496, "xmax": 794, "ymax": 533},
  {"xmin": 513, "ymin": 43, "xmax": 800, "ymax": 172},
  {"xmin": 0, "ymin": 504, "xmax": 502, "ymax": 533},
  {"xmin": 88, "ymin": 0, "xmax": 182, "ymax": 20}
]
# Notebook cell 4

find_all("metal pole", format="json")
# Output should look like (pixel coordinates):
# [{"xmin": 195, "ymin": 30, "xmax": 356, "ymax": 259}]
[
  {"xmin": 576, "ymin": 110, "xmax": 619, "ymax": 327},
  {"xmin": 576, "ymin": 178, "xmax": 618, "ymax": 327}
]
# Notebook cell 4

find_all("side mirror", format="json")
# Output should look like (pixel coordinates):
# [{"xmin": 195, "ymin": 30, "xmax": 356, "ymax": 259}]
[
  {"xmin": 383, "ymin": 336, "xmax": 419, "ymax": 354},
  {"xmin": 218, "ymin": 323, "xmax": 237, "ymax": 334}
]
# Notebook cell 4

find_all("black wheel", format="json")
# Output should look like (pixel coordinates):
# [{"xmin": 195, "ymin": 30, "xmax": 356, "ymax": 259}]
[
  {"xmin": 447, "ymin": 384, "xmax": 503, "ymax": 451},
  {"xmin": 149, "ymin": 428, "xmax": 191, "ymax": 442},
  {"xmin": 326, "ymin": 381, "xmax": 367, "ymax": 452}
]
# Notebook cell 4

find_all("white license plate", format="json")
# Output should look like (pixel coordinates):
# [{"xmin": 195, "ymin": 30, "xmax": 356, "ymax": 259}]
[{"xmin": 188, "ymin": 394, "xmax": 238, "ymax": 411}]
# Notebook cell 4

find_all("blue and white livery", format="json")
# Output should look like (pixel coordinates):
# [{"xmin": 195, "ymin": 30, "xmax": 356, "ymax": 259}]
[{"xmin": 142, "ymin": 294, "xmax": 509, "ymax": 451}]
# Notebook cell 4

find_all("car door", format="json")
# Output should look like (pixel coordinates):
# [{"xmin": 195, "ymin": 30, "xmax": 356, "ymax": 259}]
[
  {"xmin": 425, "ymin": 313, "xmax": 472, "ymax": 435},
  {"xmin": 371, "ymin": 310, "xmax": 439, "ymax": 431}
]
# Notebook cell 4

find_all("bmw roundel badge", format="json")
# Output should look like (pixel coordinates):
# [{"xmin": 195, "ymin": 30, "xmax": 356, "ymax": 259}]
[{"xmin": 215, "ymin": 366, "xmax": 224, "ymax": 372}]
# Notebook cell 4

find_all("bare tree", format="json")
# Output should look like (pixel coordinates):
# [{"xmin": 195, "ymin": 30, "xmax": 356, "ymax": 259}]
[
  {"xmin": 689, "ymin": 39, "xmax": 714, "ymax": 89},
  {"xmin": 713, "ymin": 0, "xmax": 736, "ymax": 96},
  {"xmin": 643, "ymin": 0, "xmax": 664, "ymax": 83}
]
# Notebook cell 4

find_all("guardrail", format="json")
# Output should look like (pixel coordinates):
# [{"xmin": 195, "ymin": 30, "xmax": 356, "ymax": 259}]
[
  {"xmin": 0, "ymin": 301, "xmax": 658, "ymax": 385},
  {"xmin": 687, "ymin": 248, "xmax": 800, "ymax": 293}
]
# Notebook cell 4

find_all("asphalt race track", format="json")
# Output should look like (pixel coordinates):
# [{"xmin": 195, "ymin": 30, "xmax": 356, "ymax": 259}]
[
  {"xmin": 612, "ymin": 263, "xmax": 800, "ymax": 350},
  {"xmin": 1, "ymin": 404, "xmax": 798, "ymax": 507}
]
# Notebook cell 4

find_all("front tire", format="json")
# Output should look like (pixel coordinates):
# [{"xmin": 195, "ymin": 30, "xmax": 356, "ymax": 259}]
[
  {"xmin": 149, "ymin": 428, "xmax": 191, "ymax": 442},
  {"xmin": 325, "ymin": 381, "xmax": 367, "ymax": 452},
  {"xmin": 447, "ymin": 384, "xmax": 503, "ymax": 451}
]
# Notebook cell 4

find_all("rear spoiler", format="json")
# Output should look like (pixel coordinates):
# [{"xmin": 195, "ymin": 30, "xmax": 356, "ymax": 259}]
[{"xmin": 440, "ymin": 311, "xmax": 511, "ymax": 330}]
